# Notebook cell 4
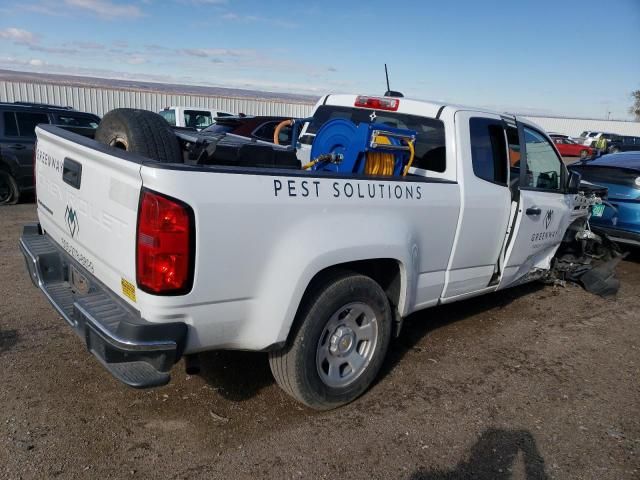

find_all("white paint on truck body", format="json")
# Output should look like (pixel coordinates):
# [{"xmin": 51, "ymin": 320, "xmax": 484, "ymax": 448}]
[{"xmin": 33, "ymin": 93, "xmax": 584, "ymax": 354}]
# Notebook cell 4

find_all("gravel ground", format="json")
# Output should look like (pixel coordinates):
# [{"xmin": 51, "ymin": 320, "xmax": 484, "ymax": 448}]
[{"xmin": 0, "ymin": 204, "xmax": 638, "ymax": 480}]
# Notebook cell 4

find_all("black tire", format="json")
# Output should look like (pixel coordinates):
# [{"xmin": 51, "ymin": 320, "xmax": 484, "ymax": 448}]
[
  {"xmin": 0, "ymin": 170, "xmax": 19, "ymax": 205},
  {"xmin": 269, "ymin": 272, "xmax": 392, "ymax": 410},
  {"xmin": 95, "ymin": 108, "xmax": 182, "ymax": 163}
]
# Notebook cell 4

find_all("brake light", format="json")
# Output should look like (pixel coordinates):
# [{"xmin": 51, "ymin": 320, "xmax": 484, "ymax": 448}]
[
  {"xmin": 136, "ymin": 189, "xmax": 194, "ymax": 295},
  {"xmin": 354, "ymin": 96, "xmax": 399, "ymax": 111}
]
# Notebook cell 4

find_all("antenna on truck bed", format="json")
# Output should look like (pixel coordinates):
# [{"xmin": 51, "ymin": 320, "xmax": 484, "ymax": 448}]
[{"xmin": 384, "ymin": 64, "xmax": 404, "ymax": 98}]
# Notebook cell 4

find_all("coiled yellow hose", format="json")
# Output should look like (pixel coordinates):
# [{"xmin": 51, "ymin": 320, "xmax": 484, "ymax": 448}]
[{"xmin": 365, "ymin": 135, "xmax": 395, "ymax": 176}]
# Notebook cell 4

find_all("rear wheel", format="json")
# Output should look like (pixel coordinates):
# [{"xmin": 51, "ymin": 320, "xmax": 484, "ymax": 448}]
[
  {"xmin": 0, "ymin": 171, "xmax": 19, "ymax": 205},
  {"xmin": 95, "ymin": 108, "xmax": 182, "ymax": 163},
  {"xmin": 269, "ymin": 272, "xmax": 392, "ymax": 410}
]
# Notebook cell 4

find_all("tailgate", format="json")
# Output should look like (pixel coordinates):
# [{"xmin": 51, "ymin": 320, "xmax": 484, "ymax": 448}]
[{"xmin": 34, "ymin": 125, "xmax": 142, "ymax": 306}]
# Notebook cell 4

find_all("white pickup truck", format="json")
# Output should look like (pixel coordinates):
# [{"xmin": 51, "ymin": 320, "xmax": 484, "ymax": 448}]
[{"xmin": 21, "ymin": 94, "xmax": 600, "ymax": 409}]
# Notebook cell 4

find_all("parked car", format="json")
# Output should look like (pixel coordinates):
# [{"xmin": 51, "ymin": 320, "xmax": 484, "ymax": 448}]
[
  {"xmin": 20, "ymin": 94, "xmax": 606, "ymax": 410},
  {"xmin": 159, "ymin": 106, "xmax": 234, "ymax": 130},
  {"xmin": 550, "ymin": 136, "xmax": 594, "ymax": 158},
  {"xmin": 199, "ymin": 115, "xmax": 295, "ymax": 145},
  {"xmin": 607, "ymin": 135, "xmax": 640, "ymax": 153},
  {"xmin": 581, "ymin": 132, "xmax": 617, "ymax": 148},
  {"xmin": 0, "ymin": 102, "xmax": 100, "ymax": 205},
  {"xmin": 570, "ymin": 151, "xmax": 640, "ymax": 246}
]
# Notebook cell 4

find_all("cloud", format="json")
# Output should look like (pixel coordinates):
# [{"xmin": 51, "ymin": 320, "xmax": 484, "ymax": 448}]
[
  {"xmin": 0, "ymin": 27, "xmax": 39, "ymax": 45},
  {"xmin": 0, "ymin": 56, "xmax": 47, "ymax": 67},
  {"xmin": 67, "ymin": 41, "xmax": 106, "ymax": 50},
  {"xmin": 63, "ymin": 0, "xmax": 143, "ymax": 18},
  {"xmin": 0, "ymin": 27, "xmax": 81, "ymax": 54},
  {"xmin": 29, "ymin": 45, "xmax": 79, "ymax": 54},
  {"xmin": 178, "ymin": 0, "xmax": 227, "ymax": 4},
  {"xmin": 219, "ymin": 12, "xmax": 298, "ymax": 29},
  {"xmin": 180, "ymin": 48, "xmax": 255, "ymax": 58},
  {"xmin": 125, "ymin": 55, "xmax": 147, "ymax": 65}
]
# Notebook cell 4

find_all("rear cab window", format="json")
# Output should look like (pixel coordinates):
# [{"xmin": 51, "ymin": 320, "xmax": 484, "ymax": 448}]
[
  {"xmin": 306, "ymin": 105, "xmax": 447, "ymax": 174},
  {"xmin": 184, "ymin": 110, "xmax": 213, "ymax": 129}
]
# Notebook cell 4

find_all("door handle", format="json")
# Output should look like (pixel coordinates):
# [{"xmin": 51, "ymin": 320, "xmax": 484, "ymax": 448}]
[
  {"xmin": 9, "ymin": 144, "xmax": 26, "ymax": 150},
  {"xmin": 526, "ymin": 207, "xmax": 542, "ymax": 216}
]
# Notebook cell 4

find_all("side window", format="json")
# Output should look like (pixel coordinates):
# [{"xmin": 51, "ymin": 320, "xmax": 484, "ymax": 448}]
[
  {"xmin": 523, "ymin": 127, "xmax": 563, "ymax": 190},
  {"xmin": 15, "ymin": 112, "xmax": 49, "ymax": 138},
  {"xmin": 469, "ymin": 118, "xmax": 508, "ymax": 185},
  {"xmin": 159, "ymin": 109, "xmax": 176, "ymax": 126},
  {"xmin": 3, "ymin": 112, "xmax": 19, "ymax": 136},
  {"xmin": 55, "ymin": 114, "xmax": 99, "ymax": 129}
]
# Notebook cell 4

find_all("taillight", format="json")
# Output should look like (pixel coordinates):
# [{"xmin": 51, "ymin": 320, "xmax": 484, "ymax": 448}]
[
  {"xmin": 354, "ymin": 95, "xmax": 399, "ymax": 111},
  {"xmin": 136, "ymin": 189, "xmax": 194, "ymax": 295}
]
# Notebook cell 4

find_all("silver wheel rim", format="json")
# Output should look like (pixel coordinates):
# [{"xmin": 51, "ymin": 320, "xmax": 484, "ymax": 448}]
[{"xmin": 316, "ymin": 302, "xmax": 379, "ymax": 388}]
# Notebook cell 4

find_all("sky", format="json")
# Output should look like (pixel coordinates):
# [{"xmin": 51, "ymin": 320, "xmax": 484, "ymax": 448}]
[{"xmin": 0, "ymin": 0, "xmax": 639, "ymax": 119}]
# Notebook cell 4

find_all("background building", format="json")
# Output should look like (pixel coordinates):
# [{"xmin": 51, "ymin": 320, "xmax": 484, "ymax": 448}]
[{"xmin": 2, "ymin": 75, "xmax": 639, "ymax": 137}]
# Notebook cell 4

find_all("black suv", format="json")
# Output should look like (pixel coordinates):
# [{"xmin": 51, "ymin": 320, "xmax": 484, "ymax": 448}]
[
  {"xmin": 0, "ymin": 102, "xmax": 101, "ymax": 204},
  {"xmin": 608, "ymin": 135, "xmax": 640, "ymax": 153}
]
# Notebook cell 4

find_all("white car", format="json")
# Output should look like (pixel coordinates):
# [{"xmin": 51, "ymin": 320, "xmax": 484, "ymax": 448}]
[
  {"xmin": 22, "ymin": 94, "xmax": 600, "ymax": 409},
  {"xmin": 580, "ymin": 131, "xmax": 617, "ymax": 147},
  {"xmin": 159, "ymin": 106, "xmax": 234, "ymax": 130}
]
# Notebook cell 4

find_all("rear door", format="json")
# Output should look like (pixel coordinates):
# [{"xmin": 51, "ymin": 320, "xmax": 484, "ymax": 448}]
[
  {"xmin": 499, "ymin": 122, "xmax": 574, "ymax": 287},
  {"xmin": 441, "ymin": 111, "xmax": 512, "ymax": 298},
  {"xmin": 0, "ymin": 110, "xmax": 50, "ymax": 189}
]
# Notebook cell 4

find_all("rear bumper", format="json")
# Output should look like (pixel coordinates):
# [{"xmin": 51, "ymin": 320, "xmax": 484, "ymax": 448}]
[{"xmin": 19, "ymin": 224, "xmax": 187, "ymax": 388}]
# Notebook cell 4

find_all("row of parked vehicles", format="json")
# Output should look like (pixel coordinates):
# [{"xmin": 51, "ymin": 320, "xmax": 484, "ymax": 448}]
[{"xmin": 2, "ymin": 100, "xmax": 639, "ymax": 249}]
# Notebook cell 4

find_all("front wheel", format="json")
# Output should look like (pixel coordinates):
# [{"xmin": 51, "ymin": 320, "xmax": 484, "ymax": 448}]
[{"xmin": 269, "ymin": 272, "xmax": 392, "ymax": 410}]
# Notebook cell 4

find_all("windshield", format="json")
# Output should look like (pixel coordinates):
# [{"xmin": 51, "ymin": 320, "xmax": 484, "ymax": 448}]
[{"xmin": 307, "ymin": 105, "xmax": 447, "ymax": 173}]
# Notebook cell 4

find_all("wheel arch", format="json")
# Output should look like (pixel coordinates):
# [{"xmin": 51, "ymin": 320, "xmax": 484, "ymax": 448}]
[{"xmin": 280, "ymin": 257, "xmax": 407, "ymax": 347}]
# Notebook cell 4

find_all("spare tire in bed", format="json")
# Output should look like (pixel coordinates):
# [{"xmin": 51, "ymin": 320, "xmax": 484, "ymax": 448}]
[{"xmin": 95, "ymin": 108, "xmax": 182, "ymax": 163}]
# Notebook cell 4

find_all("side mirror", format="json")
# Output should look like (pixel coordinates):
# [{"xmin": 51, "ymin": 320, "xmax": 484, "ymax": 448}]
[{"xmin": 567, "ymin": 170, "xmax": 582, "ymax": 193}]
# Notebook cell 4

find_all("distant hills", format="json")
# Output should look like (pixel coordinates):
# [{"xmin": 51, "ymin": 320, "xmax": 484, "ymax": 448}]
[{"xmin": 0, "ymin": 69, "xmax": 319, "ymax": 104}]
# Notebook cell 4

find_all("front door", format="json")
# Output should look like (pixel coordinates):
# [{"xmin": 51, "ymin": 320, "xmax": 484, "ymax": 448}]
[{"xmin": 499, "ymin": 122, "xmax": 574, "ymax": 288}]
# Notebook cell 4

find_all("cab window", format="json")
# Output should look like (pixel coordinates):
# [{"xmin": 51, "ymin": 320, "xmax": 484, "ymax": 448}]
[
  {"xmin": 523, "ymin": 127, "xmax": 563, "ymax": 191},
  {"xmin": 469, "ymin": 117, "xmax": 508, "ymax": 185},
  {"xmin": 307, "ymin": 105, "xmax": 447, "ymax": 173}
]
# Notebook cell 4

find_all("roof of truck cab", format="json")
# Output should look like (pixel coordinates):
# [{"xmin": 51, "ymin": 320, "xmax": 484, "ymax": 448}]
[{"xmin": 321, "ymin": 94, "xmax": 514, "ymax": 121}]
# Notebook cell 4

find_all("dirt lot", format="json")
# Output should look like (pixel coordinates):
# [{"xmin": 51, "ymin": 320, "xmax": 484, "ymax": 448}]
[{"xmin": 0, "ymin": 204, "xmax": 638, "ymax": 480}]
